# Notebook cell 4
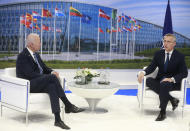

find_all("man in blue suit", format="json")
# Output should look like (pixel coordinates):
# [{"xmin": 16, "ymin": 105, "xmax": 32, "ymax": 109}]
[
  {"xmin": 16, "ymin": 33, "xmax": 84, "ymax": 129},
  {"xmin": 138, "ymin": 33, "xmax": 188, "ymax": 121}
]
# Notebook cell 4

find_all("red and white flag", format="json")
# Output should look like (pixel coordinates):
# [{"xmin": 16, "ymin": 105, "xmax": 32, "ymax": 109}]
[
  {"xmin": 99, "ymin": 9, "xmax": 110, "ymax": 20},
  {"xmin": 99, "ymin": 28, "xmax": 104, "ymax": 33}
]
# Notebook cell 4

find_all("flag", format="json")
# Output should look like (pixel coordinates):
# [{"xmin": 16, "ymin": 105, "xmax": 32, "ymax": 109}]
[
  {"xmin": 24, "ymin": 21, "xmax": 32, "ymax": 29},
  {"xmin": 121, "ymin": 13, "xmax": 125, "ymax": 22},
  {"xmin": 26, "ymin": 13, "xmax": 32, "ymax": 21},
  {"xmin": 123, "ymin": 26, "xmax": 132, "ymax": 32},
  {"xmin": 70, "ymin": 7, "xmax": 82, "ymax": 17},
  {"xmin": 42, "ymin": 25, "xmax": 49, "ymax": 31},
  {"xmin": 136, "ymin": 24, "xmax": 142, "ymax": 30},
  {"xmin": 112, "ymin": 27, "xmax": 117, "ymax": 32},
  {"xmin": 42, "ymin": 8, "xmax": 52, "ymax": 17},
  {"xmin": 133, "ymin": 26, "xmax": 137, "ymax": 31},
  {"xmin": 33, "ymin": 23, "xmax": 40, "ymax": 30},
  {"xmin": 99, "ymin": 28, "xmax": 104, "ymax": 33},
  {"xmin": 55, "ymin": 8, "xmax": 65, "ymax": 17},
  {"xmin": 106, "ymin": 28, "xmax": 111, "ymax": 33},
  {"xmin": 163, "ymin": 0, "xmax": 173, "ymax": 36},
  {"xmin": 20, "ymin": 15, "xmax": 25, "ymax": 24},
  {"xmin": 129, "ymin": 17, "xmax": 136, "ymax": 24},
  {"xmin": 82, "ymin": 14, "xmax": 91, "ymax": 24},
  {"xmin": 99, "ymin": 9, "xmax": 110, "ymax": 20},
  {"xmin": 32, "ymin": 11, "xmax": 41, "ymax": 19},
  {"xmin": 118, "ymin": 16, "xmax": 121, "ymax": 22},
  {"xmin": 56, "ymin": 28, "xmax": 62, "ymax": 32},
  {"xmin": 125, "ymin": 15, "xmax": 131, "ymax": 22},
  {"xmin": 118, "ymin": 27, "xmax": 122, "ymax": 32}
]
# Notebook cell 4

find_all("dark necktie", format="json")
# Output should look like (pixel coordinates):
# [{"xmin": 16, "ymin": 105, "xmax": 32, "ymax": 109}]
[
  {"xmin": 33, "ymin": 53, "xmax": 43, "ymax": 74},
  {"xmin": 164, "ymin": 53, "xmax": 169, "ymax": 73}
]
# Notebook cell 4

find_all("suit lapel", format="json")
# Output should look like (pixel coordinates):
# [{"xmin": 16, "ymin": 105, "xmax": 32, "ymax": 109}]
[
  {"xmin": 24, "ymin": 48, "xmax": 37, "ymax": 65},
  {"xmin": 168, "ymin": 49, "xmax": 176, "ymax": 68},
  {"xmin": 161, "ymin": 50, "xmax": 165, "ymax": 66}
]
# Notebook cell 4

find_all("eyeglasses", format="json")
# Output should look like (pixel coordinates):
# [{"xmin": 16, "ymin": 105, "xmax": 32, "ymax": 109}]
[{"xmin": 162, "ymin": 40, "xmax": 174, "ymax": 44}]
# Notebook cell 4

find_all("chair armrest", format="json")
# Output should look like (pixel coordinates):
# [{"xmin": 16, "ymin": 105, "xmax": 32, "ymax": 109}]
[
  {"xmin": 0, "ymin": 74, "xmax": 29, "ymax": 86},
  {"xmin": 0, "ymin": 75, "xmax": 30, "ymax": 111},
  {"xmin": 59, "ymin": 75, "xmax": 65, "ymax": 90}
]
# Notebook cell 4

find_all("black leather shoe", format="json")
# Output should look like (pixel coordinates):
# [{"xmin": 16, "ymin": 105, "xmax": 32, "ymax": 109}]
[
  {"xmin": 65, "ymin": 104, "xmax": 85, "ymax": 113},
  {"xmin": 155, "ymin": 112, "xmax": 166, "ymax": 121},
  {"xmin": 171, "ymin": 98, "xmax": 179, "ymax": 111},
  {"xmin": 54, "ymin": 121, "xmax": 70, "ymax": 130}
]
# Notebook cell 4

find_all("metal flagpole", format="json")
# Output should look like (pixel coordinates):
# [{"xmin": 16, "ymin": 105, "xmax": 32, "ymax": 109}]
[
  {"xmin": 109, "ymin": 10, "xmax": 112, "ymax": 61},
  {"xmin": 48, "ymin": 29, "xmax": 49, "ymax": 56},
  {"xmin": 67, "ymin": 7, "xmax": 71, "ymax": 61},
  {"xmin": 40, "ymin": 12, "xmax": 43, "ymax": 57},
  {"xmin": 19, "ymin": 16, "xmax": 21, "ymax": 53},
  {"xmin": 119, "ymin": 18, "xmax": 122, "ymax": 55},
  {"xmin": 104, "ymin": 29, "xmax": 106, "ymax": 52},
  {"xmin": 116, "ymin": 14, "xmax": 118, "ymax": 55},
  {"xmin": 53, "ymin": 14, "xmax": 56, "ymax": 60},
  {"xmin": 25, "ymin": 13, "xmax": 27, "ymax": 48},
  {"xmin": 133, "ymin": 30, "xmax": 136, "ymax": 59},
  {"xmin": 97, "ymin": 9, "xmax": 100, "ymax": 61},
  {"xmin": 32, "ymin": 16, "xmax": 33, "ymax": 33},
  {"xmin": 126, "ymin": 23, "xmax": 129, "ymax": 58},
  {"xmin": 78, "ymin": 17, "xmax": 82, "ymax": 56}
]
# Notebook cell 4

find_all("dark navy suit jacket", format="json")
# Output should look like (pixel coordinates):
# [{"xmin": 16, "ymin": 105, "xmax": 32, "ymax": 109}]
[
  {"xmin": 144, "ymin": 49, "xmax": 188, "ymax": 85},
  {"xmin": 16, "ymin": 48, "xmax": 52, "ymax": 80}
]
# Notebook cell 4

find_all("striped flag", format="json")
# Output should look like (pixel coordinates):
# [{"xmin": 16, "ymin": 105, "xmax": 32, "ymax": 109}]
[
  {"xmin": 55, "ymin": 8, "xmax": 65, "ymax": 17},
  {"xmin": 70, "ymin": 7, "xmax": 82, "ymax": 17},
  {"xmin": 20, "ymin": 15, "xmax": 25, "ymax": 24},
  {"xmin": 32, "ymin": 11, "xmax": 41, "ymax": 19},
  {"xmin": 99, "ymin": 9, "xmax": 110, "ymax": 20},
  {"xmin": 56, "ymin": 28, "xmax": 62, "ymax": 32}
]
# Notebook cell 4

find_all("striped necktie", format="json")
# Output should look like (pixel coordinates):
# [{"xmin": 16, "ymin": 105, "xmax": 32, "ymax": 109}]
[
  {"xmin": 33, "ymin": 53, "xmax": 43, "ymax": 74},
  {"xmin": 164, "ymin": 53, "xmax": 169, "ymax": 73}
]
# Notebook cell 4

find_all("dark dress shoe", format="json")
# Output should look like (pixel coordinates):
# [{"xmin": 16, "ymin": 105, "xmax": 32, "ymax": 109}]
[
  {"xmin": 155, "ymin": 112, "xmax": 166, "ymax": 121},
  {"xmin": 54, "ymin": 121, "xmax": 70, "ymax": 130},
  {"xmin": 171, "ymin": 98, "xmax": 179, "ymax": 111},
  {"xmin": 65, "ymin": 104, "xmax": 85, "ymax": 113}
]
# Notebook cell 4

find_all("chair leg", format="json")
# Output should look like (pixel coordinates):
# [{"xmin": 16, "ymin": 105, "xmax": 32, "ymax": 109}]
[
  {"xmin": 0, "ymin": 104, "xmax": 2, "ymax": 117},
  {"xmin": 136, "ymin": 96, "xmax": 141, "ymax": 108},
  {"xmin": 60, "ymin": 102, "xmax": 65, "ymax": 120},
  {"xmin": 26, "ymin": 112, "xmax": 28, "ymax": 126}
]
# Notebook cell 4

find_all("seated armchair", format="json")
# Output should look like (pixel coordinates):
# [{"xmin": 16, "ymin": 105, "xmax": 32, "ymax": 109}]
[
  {"xmin": 137, "ymin": 67, "xmax": 187, "ymax": 117},
  {"xmin": 0, "ymin": 67, "xmax": 65, "ymax": 125}
]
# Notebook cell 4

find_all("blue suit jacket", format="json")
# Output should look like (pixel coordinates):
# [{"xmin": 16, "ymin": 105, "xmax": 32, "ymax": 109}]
[
  {"xmin": 16, "ymin": 48, "xmax": 52, "ymax": 80},
  {"xmin": 144, "ymin": 49, "xmax": 188, "ymax": 84}
]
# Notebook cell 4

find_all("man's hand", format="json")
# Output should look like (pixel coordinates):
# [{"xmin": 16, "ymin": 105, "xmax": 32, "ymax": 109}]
[
  {"xmin": 161, "ymin": 78, "xmax": 173, "ymax": 83},
  {"xmin": 51, "ymin": 71, "xmax": 60, "ymax": 79},
  {"xmin": 138, "ymin": 72, "xmax": 144, "ymax": 83}
]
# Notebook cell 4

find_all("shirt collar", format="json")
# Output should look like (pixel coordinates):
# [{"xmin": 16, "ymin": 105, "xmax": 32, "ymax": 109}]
[
  {"xmin": 27, "ymin": 47, "xmax": 35, "ymax": 59},
  {"xmin": 165, "ymin": 50, "xmax": 173, "ymax": 55}
]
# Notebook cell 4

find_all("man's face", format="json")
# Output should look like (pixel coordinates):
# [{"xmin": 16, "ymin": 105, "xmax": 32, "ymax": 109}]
[
  {"xmin": 32, "ymin": 36, "xmax": 41, "ymax": 52},
  {"xmin": 163, "ymin": 36, "xmax": 176, "ymax": 52}
]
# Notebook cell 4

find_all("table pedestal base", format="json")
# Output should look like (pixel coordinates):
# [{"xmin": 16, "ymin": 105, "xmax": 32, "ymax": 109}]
[{"xmin": 85, "ymin": 98, "xmax": 101, "ymax": 111}]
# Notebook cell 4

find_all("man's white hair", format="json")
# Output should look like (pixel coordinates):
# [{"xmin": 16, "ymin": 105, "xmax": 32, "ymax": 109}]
[{"xmin": 26, "ymin": 33, "xmax": 40, "ymax": 45}]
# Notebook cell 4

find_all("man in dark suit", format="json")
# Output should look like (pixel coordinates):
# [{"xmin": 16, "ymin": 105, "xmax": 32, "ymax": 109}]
[
  {"xmin": 138, "ymin": 33, "xmax": 188, "ymax": 121},
  {"xmin": 16, "ymin": 33, "xmax": 84, "ymax": 129}
]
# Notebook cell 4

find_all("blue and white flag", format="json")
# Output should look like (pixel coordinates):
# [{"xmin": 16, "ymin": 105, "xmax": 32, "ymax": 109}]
[
  {"xmin": 82, "ymin": 14, "xmax": 91, "ymax": 24},
  {"xmin": 55, "ymin": 8, "xmax": 65, "ymax": 17},
  {"xmin": 32, "ymin": 11, "xmax": 41, "ymax": 19}
]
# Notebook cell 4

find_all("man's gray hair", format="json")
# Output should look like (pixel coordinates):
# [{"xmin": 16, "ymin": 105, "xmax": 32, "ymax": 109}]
[
  {"xmin": 26, "ymin": 33, "xmax": 40, "ymax": 45},
  {"xmin": 164, "ymin": 33, "xmax": 176, "ymax": 42}
]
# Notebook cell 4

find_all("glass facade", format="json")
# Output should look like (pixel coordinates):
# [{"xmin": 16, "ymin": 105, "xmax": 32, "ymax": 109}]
[{"xmin": 0, "ymin": 0, "xmax": 190, "ymax": 53}]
